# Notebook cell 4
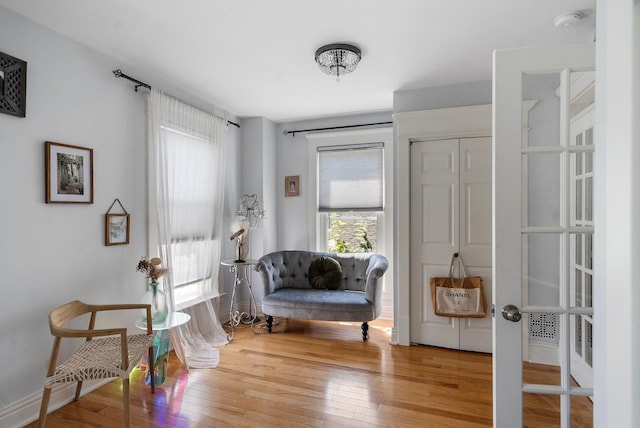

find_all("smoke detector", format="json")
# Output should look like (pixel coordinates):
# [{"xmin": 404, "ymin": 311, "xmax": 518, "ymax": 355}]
[{"xmin": 554, "ymin": 11, "xmax": 584, "ymax": 29}]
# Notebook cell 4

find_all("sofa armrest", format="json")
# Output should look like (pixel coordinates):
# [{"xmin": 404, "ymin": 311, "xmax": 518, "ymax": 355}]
[
  {"xmin": 364, "ymin": 254, "xmax": 389, "ymax": 311},
  {"xmin": 255, "ymin": 257, "xmax": 277, "ymax": 296}
]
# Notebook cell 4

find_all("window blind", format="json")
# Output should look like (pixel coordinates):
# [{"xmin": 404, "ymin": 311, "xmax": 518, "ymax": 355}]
[{"xmin": 318, "ymin": 143, "xmax": 383, "ymax": 212}]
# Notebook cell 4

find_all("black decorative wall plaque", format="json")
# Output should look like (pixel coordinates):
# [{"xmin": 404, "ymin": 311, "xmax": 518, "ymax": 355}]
[{"xmin": 0, "ymin": 51, "xmax": 27, "ymax": 117}]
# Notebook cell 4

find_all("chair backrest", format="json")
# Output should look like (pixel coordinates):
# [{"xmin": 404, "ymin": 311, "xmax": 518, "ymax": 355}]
[{"xmin": 49, "ymin": 300, "xmax": 91, "ymax": 335}]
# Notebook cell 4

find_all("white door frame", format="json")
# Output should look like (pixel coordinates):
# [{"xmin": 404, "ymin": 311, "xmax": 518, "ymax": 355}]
[
  {"xmin": 594, "ymin": 1, "xmax": 640, "ymax": 427},
  {"xmin": 393, "ymin": 104, "xmax": 492, "ymax": 345}
]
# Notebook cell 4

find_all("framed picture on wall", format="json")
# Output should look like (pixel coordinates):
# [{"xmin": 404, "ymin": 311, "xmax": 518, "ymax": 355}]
[
  {"xmin": 285, "ymin": 175, "xmax": 300, "ymax": 197},
  {"xmin": 105, "ymin": 213, "xmax": 130, "ymax": 246},
  {"xmin": 45, "ymin": 141, "xmax": 94, "ymax": 203}
]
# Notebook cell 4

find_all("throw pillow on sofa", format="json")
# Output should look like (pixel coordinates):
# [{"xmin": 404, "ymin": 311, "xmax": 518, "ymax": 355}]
[{"xmin": 308, "ymin": 256, "xmax": 343, "ymax": 290}]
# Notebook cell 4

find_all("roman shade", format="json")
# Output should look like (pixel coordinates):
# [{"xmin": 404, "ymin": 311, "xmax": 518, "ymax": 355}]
[{"xmin": 318, "ymin": 143, "xmax": 383, "ymax": 212}]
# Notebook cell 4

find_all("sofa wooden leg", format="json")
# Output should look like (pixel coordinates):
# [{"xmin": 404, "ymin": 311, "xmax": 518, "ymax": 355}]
[
  {"xmin": 361, "ymin": 322, "xmax": 369, "ymax": 341},
  {"xmin": 267, "ymin": 316, "xmax": 273, "ymax": 333}
]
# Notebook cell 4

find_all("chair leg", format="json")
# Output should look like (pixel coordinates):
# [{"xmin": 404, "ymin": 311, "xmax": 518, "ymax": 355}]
[
  {"xmin": 361, "ymin": 322, "xmax": 369, "ymax": 341},
  {"xmin": 74, "ymin": 380, "xmax": 83, "ymax": 401},
  {"xmin": 148, "ymin": 345, "xmax": 155, "ymax": 393},
  {"xmin": 38, "ymin": 386, "xmax": 52, "ymax": 428},
  {"xmin": 122, "ymin": 378, "xmax": 131, "ymax": 428}
]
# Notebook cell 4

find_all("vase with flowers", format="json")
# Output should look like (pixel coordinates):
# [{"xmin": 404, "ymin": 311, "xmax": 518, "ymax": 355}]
[{"xmin": 137, "ymin": 257, "xmax": 169, "ymax": 324}]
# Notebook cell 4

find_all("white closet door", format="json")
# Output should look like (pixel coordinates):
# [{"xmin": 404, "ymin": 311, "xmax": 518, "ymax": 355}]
[
  {"xmin": 410, "ymin": 139, "xmax": 460, "ymax": 349},
  {"xmin": 410, "ymin": 137, "xmax": 492, "ymax": 351},
  {"xmin": 458, "ymin": 137, "xmax": 492, "ymax": 353}
]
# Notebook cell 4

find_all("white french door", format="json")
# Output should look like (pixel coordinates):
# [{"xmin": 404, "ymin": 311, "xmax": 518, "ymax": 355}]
[{"xmin": 493, "ymin": 43, "xmax": 595, "ymax": 427}]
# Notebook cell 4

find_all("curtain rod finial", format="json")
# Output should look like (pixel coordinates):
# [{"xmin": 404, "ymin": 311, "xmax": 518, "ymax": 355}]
[{"xmin": 112, "ymin": 69, "xmax": 122, "ymax": 78}]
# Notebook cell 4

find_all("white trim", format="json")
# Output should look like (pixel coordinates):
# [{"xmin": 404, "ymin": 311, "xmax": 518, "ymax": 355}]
[
  {"xmin": 393, "ymin": 104, "xmax": 492, "ymax": 346},
  {"xmin": 594, "ymin": 2, "xmax": 640, "ymax": 427},
  {"xmin": 0, "ymin": 379, "xmax": 110, "ymax": 428}
]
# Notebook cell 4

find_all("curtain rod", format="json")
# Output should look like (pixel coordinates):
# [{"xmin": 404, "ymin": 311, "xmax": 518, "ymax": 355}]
[
  {"xmin": 112, "ymin": 69, "xmax": 240, "ymax": 129},
  {"xmin": 283, "ymin": 121, "xmax": 392, "ymax": 137}
]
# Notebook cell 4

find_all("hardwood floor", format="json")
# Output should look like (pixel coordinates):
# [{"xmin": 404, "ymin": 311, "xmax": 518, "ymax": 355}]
[{"xmin": 28, "ymin": 319, "xmax": 591, "ymax": 427}]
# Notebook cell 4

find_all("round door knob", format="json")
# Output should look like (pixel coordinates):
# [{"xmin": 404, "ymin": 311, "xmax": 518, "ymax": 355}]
[{"xmin": 501, "ymin": 304, "xmax": 522, "ymax": 322}]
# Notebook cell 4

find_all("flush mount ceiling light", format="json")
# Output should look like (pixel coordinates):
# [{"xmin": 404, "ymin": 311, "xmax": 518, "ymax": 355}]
[
  {"xmin": 315, "ymin": 43, "xmax": 361, "ymax": 82},
  {"xmin": 553, "ymin": 11, "xmax": 584, "ymax": 29}
]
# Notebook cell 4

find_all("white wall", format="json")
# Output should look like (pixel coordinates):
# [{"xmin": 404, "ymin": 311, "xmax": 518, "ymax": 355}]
[
  {"xmin": 275, "ymin": 111, "xmax": 392, "ymax": 250},
  {"xmin": 394, "ymin": 80, "xmax": 491, "ymax": 113},
  {"xmin": 0, "ymin": 7, "xmax": 240, "ymax": 425},
  {"xmin": 227, "ymin": 117, "xmax": 277, "ymax": 309}
]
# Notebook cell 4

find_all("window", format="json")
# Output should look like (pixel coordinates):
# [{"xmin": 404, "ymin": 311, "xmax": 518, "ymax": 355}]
[
  {"xmin": 307, "ymin": 130, "xmax": 392, "ymax": 254},
  {"xmin": 317, "ymin": 143, "xmax": 383, "ymax": 253},
  {"xmin": 157, "ymin": 127, "xmax": 224, "ymax": 308}
]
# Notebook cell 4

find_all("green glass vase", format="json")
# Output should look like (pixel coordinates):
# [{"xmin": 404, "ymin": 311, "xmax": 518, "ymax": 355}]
[{"xmin": 140, "ymin": 282, "xmax": 168, "ymax": 324}]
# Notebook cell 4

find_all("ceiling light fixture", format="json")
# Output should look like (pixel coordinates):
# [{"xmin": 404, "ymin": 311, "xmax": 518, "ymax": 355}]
[{"xmin": 315, "ymin": 43, "xmax": 361, "ymax": 82}]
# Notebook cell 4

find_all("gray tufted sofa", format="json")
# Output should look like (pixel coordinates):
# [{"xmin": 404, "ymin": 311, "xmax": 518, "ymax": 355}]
[{"xmin": 255, "ymin": 250, "xmax": 389, "ymax": 341}]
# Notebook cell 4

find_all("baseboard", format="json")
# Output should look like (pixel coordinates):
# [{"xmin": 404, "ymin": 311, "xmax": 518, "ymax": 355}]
[
  {"xmin": 0, "ymin": 379, "xmax": 109, "ymax": 428},
  {"xmin": 527, "ymin": 341, "xmax": 560, "ymax": 366},
  {"xmin": 390, "ymin": 327, "xmax": 399, "ymax": 345}
]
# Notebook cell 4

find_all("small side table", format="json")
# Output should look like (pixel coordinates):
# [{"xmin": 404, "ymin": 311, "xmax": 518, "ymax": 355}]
[
  {"xmin": 221, "ymin": 259, "xmax": 259, "ymax": 341},
  {"xmin": 136, "ymin": 311, "xmax": 190, "ymax": 385}
]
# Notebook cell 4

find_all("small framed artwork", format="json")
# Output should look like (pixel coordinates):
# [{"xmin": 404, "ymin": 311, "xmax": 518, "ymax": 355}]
[
  {"xmin": 45, "ymin": 141, "xmax": 94, "ymax": 203},
  {"xmin": 285, "ymin": 175, "xmax": 300, "ymax": 197},
  {"xmin": 0, "ymin": 50, "xmax": 27, "ymax": 117},
  {"xmin": 105, "ymin": 213, "xmax": 130, "ymax": 246}
]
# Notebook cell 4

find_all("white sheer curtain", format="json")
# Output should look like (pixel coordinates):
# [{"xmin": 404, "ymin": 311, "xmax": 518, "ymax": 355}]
[{"xmin": 148, "ymin": 88, "xmax": 228, "ymax": 368}]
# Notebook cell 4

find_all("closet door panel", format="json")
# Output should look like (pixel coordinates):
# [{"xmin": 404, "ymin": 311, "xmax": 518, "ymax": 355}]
[{"xmin": 410, "ymin": 139, "xmax": 460, "ymax": 348}]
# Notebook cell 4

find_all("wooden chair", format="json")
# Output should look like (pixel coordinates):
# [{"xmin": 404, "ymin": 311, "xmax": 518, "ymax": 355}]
[{"xmin": 38, "ymin": 300, "xmax": 156, "ymax": 427}]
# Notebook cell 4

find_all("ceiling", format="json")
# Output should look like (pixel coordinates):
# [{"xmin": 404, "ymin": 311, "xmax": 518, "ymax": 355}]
[{"xmin": 0, "ymin": 0, "xmax": 595, "ymax": 122}]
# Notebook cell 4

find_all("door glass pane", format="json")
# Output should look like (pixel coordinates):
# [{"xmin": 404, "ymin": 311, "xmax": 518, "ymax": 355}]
[
  {"xmin": 574, "ymin": 269, "xmax": 582, "ymax": 307},
  {"xmin": 585, "ymin": 177, "xmax": 593, "ymax": 221},
  {"xmin": 585, "ymin": 273, "xmax": 593, "ymax": 308},
  {"xmin": 524, "ymin": 152, "xmax": 562, "ymax": 227},
  {"xmin": 575, "ymin": 314, "xmax": 583, "ymax": 357},
  {"xmin": 523, "ymin": 392, "xmax": 560, "ymax": 427},
  {"xmin": 585, "ymin": 127, "xmax": 594, "ymax": 145},
  {"xmin": 522, "ymin": 73, "xmax": 561, "ymax": 147},
  {"xmin": 570, "ymin": 314, "xmax": 594, "ymax": 389},
  {"xmin": 571, "ymin": 395, "xmax": 594, "ymax": 427},
  {"xmin": 570, "ymin": 232, "xmax": 594, "ymax": 310},
  {"xmin": 585, "ymin": 233, "xmax": 593, "ymax": 269},
  {"xmin": 524, "ymin": 233, "xmax": 560, "ymax": 306},
  {"xmin": 523, "ymin": 312, "xmax": 560, "ymax": 386},
  {"xmin": 575, "ymin": 178, "xmax": 583, "ymax": 221}
]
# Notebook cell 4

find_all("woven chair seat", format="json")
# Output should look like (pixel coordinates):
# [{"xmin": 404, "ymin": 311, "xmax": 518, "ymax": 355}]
[{"xmin": 46, "ymin": 333, "xmax": 153, "ymax": 386}]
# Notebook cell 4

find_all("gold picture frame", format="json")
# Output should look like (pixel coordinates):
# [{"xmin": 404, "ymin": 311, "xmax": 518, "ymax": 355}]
[
  {"xmin": 285, "ymin": 175, "xmax": 300, "ymax": 197},
  {"xmin": 105, "ymin": 199, "xmax": 130, "ymax": 246}
]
